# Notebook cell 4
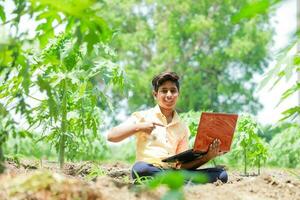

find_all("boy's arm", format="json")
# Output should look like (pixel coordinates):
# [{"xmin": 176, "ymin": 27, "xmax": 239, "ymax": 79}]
[
  {"xmin": 178, "ymin": 139, "xmax": 221, "ymax": 170},
  {"xmin": 107, "ymin": 121, "xmax": 164, "ymax": 142}
]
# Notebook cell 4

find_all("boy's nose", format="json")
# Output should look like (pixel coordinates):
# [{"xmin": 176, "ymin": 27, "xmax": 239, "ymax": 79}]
[{"xmin": 166, "ymin": 90, "xmax": 172, "ymax": 96}]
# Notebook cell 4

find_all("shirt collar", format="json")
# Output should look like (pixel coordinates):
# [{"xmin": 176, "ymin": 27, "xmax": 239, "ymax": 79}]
[{"xmin": 154, "ymin": 105, "xmax": 180, "ymax": 126}]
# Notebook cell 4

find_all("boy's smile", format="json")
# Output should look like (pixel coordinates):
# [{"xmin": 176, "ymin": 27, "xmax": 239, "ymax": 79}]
[{"xmin": 154, "ymin": 81, "xmax": 179, "ymax": 110}]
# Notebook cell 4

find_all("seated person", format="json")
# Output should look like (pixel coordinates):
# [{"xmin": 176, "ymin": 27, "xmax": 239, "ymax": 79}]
[{"xmin": 107, "ymin": 71, "xmax": 227, "ymax": 183}]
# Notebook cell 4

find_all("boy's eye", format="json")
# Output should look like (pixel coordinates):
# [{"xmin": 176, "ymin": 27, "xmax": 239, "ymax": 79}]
[{"xmin": 159, "ymin": 89, "xmax": 178, "ymax": 94}]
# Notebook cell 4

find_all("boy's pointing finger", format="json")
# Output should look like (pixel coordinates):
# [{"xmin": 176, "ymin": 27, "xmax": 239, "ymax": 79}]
[{"xmin": 153, "ymin": 122, "xmax": 165, "ymax": 127}]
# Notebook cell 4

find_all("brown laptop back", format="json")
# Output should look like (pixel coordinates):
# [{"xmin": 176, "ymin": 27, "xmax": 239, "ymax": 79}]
[{"xmin": 193, "ymin": 112, "xmax": 238, "ymax": 153}]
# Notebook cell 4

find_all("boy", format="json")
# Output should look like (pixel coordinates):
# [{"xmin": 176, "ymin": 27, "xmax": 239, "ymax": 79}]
[{"xmin": 107, "ymin": 72, "xmax": 227, "ymax": 183}]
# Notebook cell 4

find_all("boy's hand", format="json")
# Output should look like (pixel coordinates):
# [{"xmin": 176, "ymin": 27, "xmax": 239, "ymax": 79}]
[
  {"xmin": 138, "ymin": 122, "xmax": 164, "ymax": 134},
  {"xmin": 206, "ymin": 139, "xmax": 221, "ymax": 160}
]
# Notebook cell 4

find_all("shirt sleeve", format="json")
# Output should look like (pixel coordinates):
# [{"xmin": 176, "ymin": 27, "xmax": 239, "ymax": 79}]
[
  {"xmin": 123, "ymin": 111, "xmax": 145, "ymax": 125},
  {"xmin": 176, "ymin": 125, "xmax": 190, "ymax": 154}
]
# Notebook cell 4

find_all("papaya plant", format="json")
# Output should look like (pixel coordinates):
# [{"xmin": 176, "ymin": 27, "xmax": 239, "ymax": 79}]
[
  {"xmin": 0, "ymin": 34, "xmax": 124, "ymax": 168},
  {"xmin": 233, "ymin": 115, "xmax": 268, "ymax": 175},
  {"xmin": 0, "ymin": 0, "xmax": 125, "ymax": 169},
  {"xmin": 0, "ymin": 104, "xmax": 19, "ymax": 173}
]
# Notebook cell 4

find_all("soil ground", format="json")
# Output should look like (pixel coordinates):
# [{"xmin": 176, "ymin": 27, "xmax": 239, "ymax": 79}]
[{"xmin": 0, "ymin": 159, "xmax": 299, "ymax": 200}]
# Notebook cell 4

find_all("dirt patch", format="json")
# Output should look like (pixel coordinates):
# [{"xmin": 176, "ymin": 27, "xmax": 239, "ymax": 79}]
[
  {"xmin": 4, "ymin": 159, "xmax": 132, "ymax": 180},
  {"xmin": 0, "ymin": 170, "xmax": 165, "ymax": 200},
  {"xmin": 1, "ymin": 160, "xmax": 299, "ymax": 200},
  {"xmin": 185, "ymin": 169, "xmax": 300, "ymax": 200}
]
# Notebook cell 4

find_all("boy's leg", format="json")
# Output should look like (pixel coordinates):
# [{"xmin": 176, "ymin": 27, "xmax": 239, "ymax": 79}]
[
  {"xmin": 131, "ymin": 161, "xmax": 163, "ymax": 180},
  {"xmin": 192, "ymin": 167, "xmax": 228, "ymax": 183}
]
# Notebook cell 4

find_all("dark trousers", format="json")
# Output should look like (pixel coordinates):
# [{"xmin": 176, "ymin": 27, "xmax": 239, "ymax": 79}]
[{"xmin": 131, "ymin": 161, "xmax": 228, "ymax": 183}]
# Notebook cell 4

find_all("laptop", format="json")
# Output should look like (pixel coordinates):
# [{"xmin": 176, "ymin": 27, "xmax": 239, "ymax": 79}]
[{"xmin": 161, "ymin": 112, "xmax": 238, "ymax": 163}]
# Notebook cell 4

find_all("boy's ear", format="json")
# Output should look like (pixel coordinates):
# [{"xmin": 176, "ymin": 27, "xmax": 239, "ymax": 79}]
[{"xmin": 152, "ymin": 90, "xmax": 157, "ymax": 98}]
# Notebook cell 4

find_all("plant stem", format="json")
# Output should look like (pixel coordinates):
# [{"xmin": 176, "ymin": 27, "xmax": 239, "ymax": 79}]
[
  {"xmin": 244, "ymin": 147, "xmax": 247, "ymax": 175},
  {"xmin": 59, "ymin": 80, "xmax": 68, "ymax": 169},
  {"xmin": 0, "ymin": 145, "xmax": 5, "ymax": 173},
  {"xmin": 257, "ymin": 156, "xmax": 261, "ymax": 175},
  {"xmin": 28, "ymin": 94, "xmax": 43, "ymax": 101}
]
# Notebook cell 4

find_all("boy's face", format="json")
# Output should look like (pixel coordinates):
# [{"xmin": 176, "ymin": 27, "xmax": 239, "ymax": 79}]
[{"xmin": 153, "ymin": 80, "xmax": 179, "ymax": 110}]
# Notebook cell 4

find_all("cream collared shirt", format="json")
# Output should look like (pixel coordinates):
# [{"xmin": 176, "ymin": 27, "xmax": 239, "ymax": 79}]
[{"xmin": 128, "ymin": 105, "xmax": 190, "ymax": 168}]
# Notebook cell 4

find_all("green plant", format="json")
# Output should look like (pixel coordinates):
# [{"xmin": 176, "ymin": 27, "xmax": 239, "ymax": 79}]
[
  {"xmin": 233, "ymin": 115, "xmax": 268, "ymax": 175},
  {"xmin": 268, "ymin": 124, "xmax": 300, "ymax": 168},
  {"xmin": 0, "ymin": 34, "xmax": 124, "ymax": 169},
  {"xmin": 84, "ymin": 164, "xmax": 106, "ymax": 181},
  {"xmin": 0, "ymin": 0, "xmax": 125, "ymax": 169},
  {"xmin": 132, "ymin": 170, "xmax": 154, "ymax": 185},
  {"xmin": 146, "ymin": 170, "xmax": 207, "ymax": 200},
  {"xmin": 36, "ymin": 34, "xmax": 122, "ymax": 168},
  {"xmin": 0, "ymin": 103, "xmax": 19, "ymax": 173},
  {"xmin": 259, "ymin": 40, "xmax": 300, "ymax": 122}
]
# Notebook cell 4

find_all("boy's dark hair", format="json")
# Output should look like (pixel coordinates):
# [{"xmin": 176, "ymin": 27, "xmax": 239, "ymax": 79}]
[{"xmin": 152, "ymin": 71, "xmax": 180, "ymax": 92}]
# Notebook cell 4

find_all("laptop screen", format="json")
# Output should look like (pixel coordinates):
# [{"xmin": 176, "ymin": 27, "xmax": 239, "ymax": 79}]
[{"xmin": 193, "ymin": 112, "xmax": 238, "ymax": 153}]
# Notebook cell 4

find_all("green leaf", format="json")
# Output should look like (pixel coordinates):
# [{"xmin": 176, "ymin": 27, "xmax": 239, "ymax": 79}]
[
  {"xmin": 36, "ymin": 20, "xmax": 53, "ymax": 32},
  {"xmin": 146, "ymin": 171, "xmax": 184, "ymax": 189},
  {"xmin": 280, "ymin": 106, "xmax": 300, "ymax": 121},
  {"xmin": 18, "ymin": 130, "xmax": 33, "ymax": 138},
  {"xmin": 37, "ymin": 76, "xmax": 58, "ymax": 121},
  {"xmin": 0, "ymin": 5, "xmax": 6, "ymax": 23},
  {"xmin": 232, "ymin": 0, "xmax": 280, "ymax": 23},
  {"xmin": 36, "ymin": 0, "xmax": 94, "ymax": 17},
  {"xmin": 277, "ymin": 82, "xmax": 300, "ymax": 105},
  {"xmin": 284, "ymin": 57, "xmax": 295, "ymax": 81},
  {"xmin": 19, "ymin": 61, "xmax": 30, "ymax": 95},
  {"xmin": 49, "ymin": 72, "xmax": 66, "ymax": 88},
  {"xmin": 257, "ymin": 66, "xmax": 279, "ymax": 91},
  {"xmin": 78, "ymin": 82, "xmax": 87, "ymax": 98},
  {"xmin": 293, "ymin": 54, "xmax": 300, "ymax": 65}
]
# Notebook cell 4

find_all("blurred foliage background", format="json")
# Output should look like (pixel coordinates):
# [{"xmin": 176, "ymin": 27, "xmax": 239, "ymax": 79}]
[
  {"xmin": 0, "ymin": 0, "xmax": 299, "ymax": 171},
  {"xmin": 102, "ymin": 0, "xmax": 273, "ymax": 114}
]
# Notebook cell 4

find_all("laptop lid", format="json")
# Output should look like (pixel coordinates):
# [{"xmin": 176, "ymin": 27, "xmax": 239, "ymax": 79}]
[{"xmin": 193, "ymin": 112, "xmax": 238, "ymax": 153}]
